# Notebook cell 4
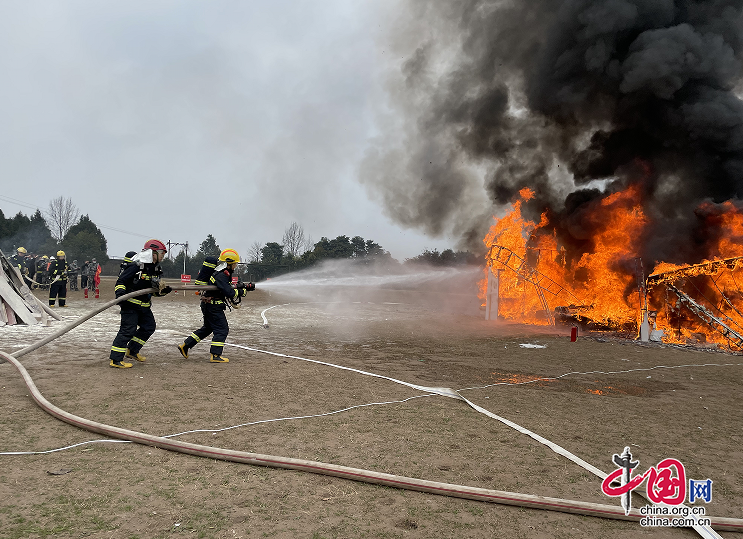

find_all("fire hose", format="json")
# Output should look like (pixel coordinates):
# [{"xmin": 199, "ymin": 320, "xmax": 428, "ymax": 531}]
[{"xmin": 3, "ymin": 286, "xmax": 742, "ymax": 533}]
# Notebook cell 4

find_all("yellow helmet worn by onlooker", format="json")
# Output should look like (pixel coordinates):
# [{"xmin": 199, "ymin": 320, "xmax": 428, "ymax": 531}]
[
  {"xmin": 219, "ymin": 249, "xmax": 240, "ymax": 264},
  {"xmin": 17, "ymin": 247, "xmax": 27, "ymax": 254},
  {"xmin": 57, "ymin": 250, "xmax": 66, "ymax": 258}
]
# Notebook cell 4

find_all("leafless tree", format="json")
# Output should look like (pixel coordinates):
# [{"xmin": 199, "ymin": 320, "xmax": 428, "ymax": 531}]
[
  {"xmin": 45, "ymin": 196, "xmax": 80, "ymax": 242},
  {"xmin": 282, "ymin": 222, "xmax": 307, "ymax": 258},
  {"xmin": 248, "ymin": 241, "xmax": 263, "ymax": 263},
  {"xmin": 303, "ymin": 234, "xmax": 314, "ymax": 254}
]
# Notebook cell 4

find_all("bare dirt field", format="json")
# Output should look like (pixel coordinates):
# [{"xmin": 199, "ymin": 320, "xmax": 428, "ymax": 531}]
[{"xmin": 1, "ymin": 275, "xmax": 742, "ymax": 538}]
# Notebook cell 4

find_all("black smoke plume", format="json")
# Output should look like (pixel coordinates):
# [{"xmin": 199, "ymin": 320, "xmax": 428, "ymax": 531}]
[{"xmin": 363, "ymin": 0, "xmax": 743, "ymax": 265}]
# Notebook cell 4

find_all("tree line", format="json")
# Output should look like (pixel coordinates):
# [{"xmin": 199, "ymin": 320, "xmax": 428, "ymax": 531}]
[
  {"xmin": 1, "ymin": 203, "xmax": 481, "ymax": 281},
  {"xmin": 0, "ymin": 197, "xmax": 108, "ymax": 264},
  {"xmin": 159, "ymin": 223, "xmax": 482, "ymax": 281}
]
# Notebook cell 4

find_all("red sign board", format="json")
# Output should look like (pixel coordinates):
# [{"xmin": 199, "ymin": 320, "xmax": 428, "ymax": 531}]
[
  {"xmin": 181, "ymin": 274, "xmax": 191, "ymax": 283},
  {"xmin": 231, "ymin": 276, "xmax": 238, "ymax": 284}
]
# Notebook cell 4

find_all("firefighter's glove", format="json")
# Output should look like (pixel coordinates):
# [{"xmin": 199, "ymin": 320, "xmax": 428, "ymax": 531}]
[
  {"xmin": 236, "ymin": 282, "xmax": 250, "ymax": 296},
  {"xmin": 247, "ymin": 282, "xmax": 256, "ymax": 291},
  {"xmin": 154, "ymin": 280, "xmax": 171, "ymax": 296}
]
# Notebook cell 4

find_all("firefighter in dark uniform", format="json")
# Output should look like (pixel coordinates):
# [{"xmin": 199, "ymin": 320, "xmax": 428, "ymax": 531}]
[
  {"xmin": 119, "ymin": 251, "xmax": 137, "ymax": 275},
  {"xmin": 25, "ymin": 254, "xmax": 36, "ymax": 288},
  {"xmin": 48, "ymin": 250, "xmax": 69, "ymax": 307},
  {"xmin": 109, "ymin": 240, "xmax": 172, "ymax": 368},
  {"xmin": 37, "ymin": 255, "xmax": 49, "ymax": 289},
  {"xmin": 177, "ymin": 249, "xmax": 253, "ymax": 363},
  {"xmin": 9, "ymin": 247, "xmax": 28, "ymax": 282}
]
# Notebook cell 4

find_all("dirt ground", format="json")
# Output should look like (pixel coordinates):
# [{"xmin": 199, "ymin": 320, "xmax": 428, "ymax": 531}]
[{"xmin": 1, "ymin": 275, "xmax": 742, "ymax": 539}]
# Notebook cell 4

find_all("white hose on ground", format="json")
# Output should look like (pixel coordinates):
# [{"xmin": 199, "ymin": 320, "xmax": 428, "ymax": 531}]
[
  {"xmin": 2, "ymin": 290, "xmax": 741, "ymax": 533},
  {"xmin": 250, "ymin": 303, "xmax": 731, "ymax": 538},
  {"xmin": 2, "ymin": 349, "xmax": 741, "ymax": 532}
]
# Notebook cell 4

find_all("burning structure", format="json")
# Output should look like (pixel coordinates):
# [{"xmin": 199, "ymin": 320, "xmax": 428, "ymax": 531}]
[
  {"xmin": 481, "ymin": 187, "xmax": 743, "ymax": 349},
  {"xmin": 363, "ymin": 1, "xmax": 743, "ymax": 350}
]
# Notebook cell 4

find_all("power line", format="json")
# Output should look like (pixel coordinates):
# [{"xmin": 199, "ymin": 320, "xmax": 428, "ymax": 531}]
[
  {"xmin": 0, "ymin": 196, "xmax": 150, "ymax": 239},
  {"xmin": 96, "ymin": 224, "xmax": 150, "ymax": 239},
  {"xmin": 0, "ymin": 194, "xmax": 39, "ymax": 211}
]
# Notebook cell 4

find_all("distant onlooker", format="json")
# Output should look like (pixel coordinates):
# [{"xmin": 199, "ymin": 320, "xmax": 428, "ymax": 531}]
[
  {"xmin": 68, "ymin": 260, "xmax": 79, "ymax": 291},
  {"xmin": 88, "ymin": 258, "xmax": 101, "ymax": 290},
  {"xmin": 81, "ymin": 260, "xmax": 89, "ymax": 289}
]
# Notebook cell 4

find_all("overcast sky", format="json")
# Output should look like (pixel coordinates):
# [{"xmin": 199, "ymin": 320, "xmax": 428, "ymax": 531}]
[{"xmin": 0, "ymin": 1, "xmax": 457, "ymax": 261}]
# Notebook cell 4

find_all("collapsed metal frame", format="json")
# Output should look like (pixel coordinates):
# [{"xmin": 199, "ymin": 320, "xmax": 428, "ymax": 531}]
[
  {"xmin": 486, "ymin": 244, "xmax": 580, "ymax": 325},
  {"xmin": 487, "ymin": 243, "xmax": 743, "ymax": 348},
  {"xmin": 646, "ymin": 256, "xmax": 743, "ymax": 351}
]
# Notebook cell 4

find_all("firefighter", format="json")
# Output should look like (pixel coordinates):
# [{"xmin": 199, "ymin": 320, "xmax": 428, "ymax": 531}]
[
  {"xmin": 48, "ymin": 250, "xmax": 69, "ymax": 307},
  {"xmin": 37, "ymin": 255, "xmax": 49, "ymax": 289},
  {"xmin": 9, "ymin": 247, "xmax": 28, "ymax": 281},
  {"xmin": 119, "ymin": 251, "xmax": 137, "ymax": 276},
  {"xmin": 25, "ymin": 254, "xmax": 36, "ymax": 289},
  {"xmin": 109, "ymin": 239, "xmax": 172, "ymax": 369},
  {"xmin": 177, "ymin": 248, "xmax": 253, "ymax": 363}
]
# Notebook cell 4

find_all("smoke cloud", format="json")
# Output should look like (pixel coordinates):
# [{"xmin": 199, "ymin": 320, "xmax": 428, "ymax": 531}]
[{"xmin": 363, "ymin": 0, "xmax": 743, "ymax": 264}]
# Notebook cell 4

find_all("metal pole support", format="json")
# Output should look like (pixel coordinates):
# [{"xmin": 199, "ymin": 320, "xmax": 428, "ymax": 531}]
[{"xmin": 485, "ymin": 267, "xmax": 499, "ymax": 321}]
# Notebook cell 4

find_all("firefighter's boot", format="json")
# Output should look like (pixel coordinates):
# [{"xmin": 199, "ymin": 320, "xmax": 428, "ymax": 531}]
[
  {"xmin": 177, "ymin": 344, "xmax": 189, "ymax": 359},
  {"xmin": 209, "ymin": 354, "xmax": 229, "ymax": 363},
  {"xmin": 110, "ymin": 359, "xmax": 133, "ymax": 369},
  {"xmin": 125, "ymin": 349, "xmax": 146, "ymax": 362}
]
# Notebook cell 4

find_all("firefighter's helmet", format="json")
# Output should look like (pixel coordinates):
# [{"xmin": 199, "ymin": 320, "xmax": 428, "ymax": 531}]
[
  {"xmin": 17, "ymin": 247, "xmax": 27, "ymax": 254},
  {"xmin": 144, "ymin": 239, "xmax": 167, "ymax": 252},
  {"xmin": 219, "ymin": 249, "xmax": 240, "ymax": 264},
  {"xmin": 57, "ymin": 250, "xmax": 66, "ymax": 258}
]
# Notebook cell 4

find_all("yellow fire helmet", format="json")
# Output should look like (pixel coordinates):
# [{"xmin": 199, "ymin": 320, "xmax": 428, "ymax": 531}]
[
  {"xmin": 42, "ymin": 255, "xmax": 48, "ymax": 259},
  {"xmin": 57, "ymin": 250, "xmax": 66, "ymax": 258},
  {"xmin": 219, "ymin": 248, "xmax": 240, "ymax": 264},
  {"xmin": 17, "ymin": 247, "xmax": 27, "ymax": 254}
]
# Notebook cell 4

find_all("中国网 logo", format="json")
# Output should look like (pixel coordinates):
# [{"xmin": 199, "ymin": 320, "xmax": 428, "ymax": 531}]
[{"xmin": 601, "ymin": 447, "xmax": 713, "ymax": 528}]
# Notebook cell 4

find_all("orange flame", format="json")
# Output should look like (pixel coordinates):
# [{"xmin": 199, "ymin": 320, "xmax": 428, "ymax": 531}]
[
  {"xmin": 481, "ymin": 186, "xmax": 743, "ymax": 349},
  {"xmin": 482, "ymin": 186, "xmax": 646, "ymax": 327}
]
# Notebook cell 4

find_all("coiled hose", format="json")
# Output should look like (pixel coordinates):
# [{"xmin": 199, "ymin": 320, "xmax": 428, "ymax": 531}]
[{"xmin": 3, "ymin": 286, "xmax": 742, "ymax": 533}]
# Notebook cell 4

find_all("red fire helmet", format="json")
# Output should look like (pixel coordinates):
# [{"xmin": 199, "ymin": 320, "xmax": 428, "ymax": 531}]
[{"xmin": 144, "ymin": 239, "xmax": 167, "ymax": 252}]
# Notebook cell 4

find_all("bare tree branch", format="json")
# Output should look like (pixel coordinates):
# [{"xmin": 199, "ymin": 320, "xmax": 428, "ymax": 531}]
[
  {"xmin": 248, "ymin": 241, "xmax": 263, "ymax": 263},
  {"xmin": 44, "ymin": 196, "xmax": 80, "ymax": 242},
  {"xmin": 282, "ymin": 222, "xmax": 306, "ymax": 258},
  {"xmin": 303, "ymin": 234, "xmax": 314, "ymax": 254}
]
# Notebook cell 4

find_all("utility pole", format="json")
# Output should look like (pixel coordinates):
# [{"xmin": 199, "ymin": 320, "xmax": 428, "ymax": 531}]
[{"xmin": 167, "ymin": 240, "xmax": 189, "ymax": 275}]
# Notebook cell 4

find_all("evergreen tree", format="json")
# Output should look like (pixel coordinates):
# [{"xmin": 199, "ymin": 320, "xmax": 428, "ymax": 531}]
[
  {"xmin": 62, "ymin": 215, "xmax": 108, "ymax": 262},
  {"xmin": 261, "ymin": 242, "xmax": 284, "ymax": 265},
  {"xmin": 196, "ymin": 234, "xmax": 221, "ymax": 258},
  {"xmin": 0, "ymin": 209, "xmax": 56, "ymax": 254}
]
